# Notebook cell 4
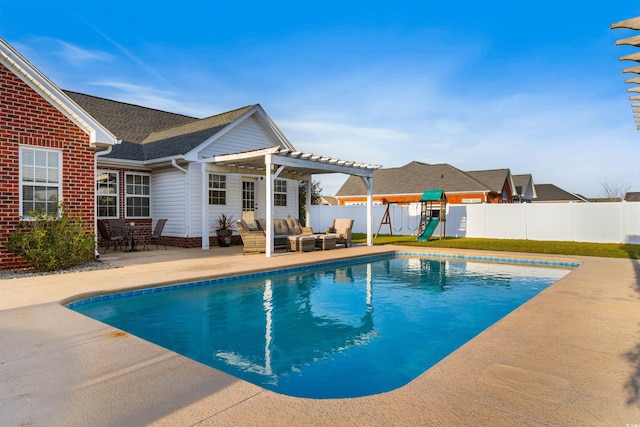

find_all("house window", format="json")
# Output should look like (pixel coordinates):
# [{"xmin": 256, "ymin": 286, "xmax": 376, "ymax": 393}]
[
  {"xmin": 274, "ymin": 179, "xmax": 287, "ymax": 206},
  {"xmin": 125, "ymin": 173, "xmax": 150, "ymax": 217},
  {"xmin": 96, "ymin": 171, "xmax": 119, "ymax": 218},
  {"xmin": 208, "ymin": 174, "xmax": 226, "ymax": 205},
  {"xmin": 20, "ymin": 147, "xmax": 61, "ymax": 217}
]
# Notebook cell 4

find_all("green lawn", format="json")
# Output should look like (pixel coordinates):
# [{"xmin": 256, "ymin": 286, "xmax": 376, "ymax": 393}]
[{"xmin": 351, "ymin": 233, "xmax": 640, "ymax": 259}]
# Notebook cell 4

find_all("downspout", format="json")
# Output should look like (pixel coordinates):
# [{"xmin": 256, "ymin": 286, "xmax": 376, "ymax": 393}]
[{"xmin": 171, "ymin": 159, "xmax": 190, "ymax": 238}]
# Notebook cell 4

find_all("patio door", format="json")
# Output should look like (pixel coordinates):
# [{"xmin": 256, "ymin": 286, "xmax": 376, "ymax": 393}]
[{"xmin": 242, "ymin": 179, "xmax": 256, "ymax": 226}]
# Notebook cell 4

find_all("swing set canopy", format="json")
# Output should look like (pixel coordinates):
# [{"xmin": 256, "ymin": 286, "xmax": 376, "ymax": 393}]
[{"xmin": 419, "ymin": 189, "xmax": 446, "ymax": 202}]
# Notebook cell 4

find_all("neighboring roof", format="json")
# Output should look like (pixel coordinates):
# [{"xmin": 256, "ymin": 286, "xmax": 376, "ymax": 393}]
[
  {"xmin": 0, "ymin": 38, "xmax": 117, "ymax": 146},
  {"xmin": 533, "ymin": 184, "xmax": 588, "ymax": 202},
  {"xmin": 625, "ymin": 191, "xmax": 640, "ymax": 201},
  {"xmin": 467, "ymin": 169, "xmax": 513, "ymax": 194},
  {"xmin": 336, "ymin": 162, "xmax": 489, "ymax": 197},
  {"xmin": 319, "ymin": 195, "xmax": 339, "ymax": 206},
  {"xmin": 512, "ymin": 174, "xmax": 533, "ymax": 195}
]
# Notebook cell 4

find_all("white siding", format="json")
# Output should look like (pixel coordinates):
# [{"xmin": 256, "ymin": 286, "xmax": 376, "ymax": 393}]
[
  {"xmin": 188, "ymin": 163, "xmax": 203, "ymax": 237},
  {"xmin": 188, "ymin": 162, "xmax": 301, "ymax": 238},
  {"xmin": 207, "ymin": 174, "xmax": 245, "ymax": 235},
  {"xmin": 274, "ymin": 179, "xmax": 299, "ymax": 219},
  {"xmin": 151, "ymin": 167, "xmax": 187, "ymax": 237},
  {"xmin": 199, "ymin": 117, "xmax": 275, "ymax": 157}
]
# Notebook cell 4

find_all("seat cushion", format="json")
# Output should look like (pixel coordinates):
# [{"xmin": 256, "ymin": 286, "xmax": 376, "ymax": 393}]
[
  {"xmin": 285, "ymin": 218, "xmax": 302, "ymax": 235},
  {"xmin": 274, "ymin": 219, "xmax": 290, "ymax": 235}
]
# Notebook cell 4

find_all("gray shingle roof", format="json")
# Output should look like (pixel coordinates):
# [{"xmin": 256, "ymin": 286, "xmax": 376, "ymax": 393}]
[
  {"xmin": 466, "ymin": 169, "xmax": 511, "ymax": 193},
  {"xmin": 64, "ymin": 90, "xmax": 256, "ymax": 161},
  {"xmin": 534, "ymin": 184, "xmax": 585, "ymax": 202},
  {"xmin": 512, "ymin": 174, "xmax": 533, "ymax": 196},
  {"xmin": 336, "ymin": 162, "xmax": 489, "ymax": 197},
  {"xmin": 64, "ymin": 91, "xmax": 197, "ymax": 144},
  {"xmin": 625, "ymin": 191, "xmax": 640, "ymax": 201}
]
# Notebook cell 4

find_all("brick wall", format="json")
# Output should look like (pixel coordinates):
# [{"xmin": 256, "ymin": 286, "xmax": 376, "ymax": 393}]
[{"xmin": 0, "ymin": 63, "xmax": 95, "ymax": 270}]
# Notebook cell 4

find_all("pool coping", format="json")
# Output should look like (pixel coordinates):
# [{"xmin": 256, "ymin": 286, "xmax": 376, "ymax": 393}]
[
  {"xmin": 1, "ymin": 245, "xmax": 638, "ymax": 425},
  {"xmin": 65, "ymin": 250, "xmax": 579, "ymax": 309}
]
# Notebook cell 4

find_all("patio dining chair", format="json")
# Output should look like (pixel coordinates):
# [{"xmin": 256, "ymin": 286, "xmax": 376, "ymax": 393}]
[
  {"xmin": 107, "ymin": 218, "xmax": 128, "ymax": 240},
  {"xmin": 97, "ymin": 219, "xmax": 125, "ymax": 253},
  {"xmin": 147, "ymin": 218, "xmax": 168, "ymax": 249}
]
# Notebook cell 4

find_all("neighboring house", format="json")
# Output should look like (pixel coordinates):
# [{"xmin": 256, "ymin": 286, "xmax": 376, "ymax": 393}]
[
  {"xmin": 0, "ymin": 37, "xmax": 380, "ymax": 266},
  {"xmin": 512, "ymin": 174, "xmax": 537, "ymax": 203},
  {"xmin": 318, "ymin": 195, "xmax": 339, "ymax": 206},
  {"xmin": 335, "ymin": 161, "xmax": 517, "ymax": 205},
  {"xmin": 532, "ymin": 184, "xmax": 588, "ymax": 203},
  {"xmin": 466, "ymin": 169, "xmax": 516, "ymax": 204},
  {"xmin": 624, "ymin": 192, "xmax": 640, "ymax": 202}
]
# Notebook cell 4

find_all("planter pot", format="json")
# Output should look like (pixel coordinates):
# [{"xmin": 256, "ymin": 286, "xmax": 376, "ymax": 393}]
[{"xmin": 216, "ymin": 230, "xmax": 232, "ymax": 247}]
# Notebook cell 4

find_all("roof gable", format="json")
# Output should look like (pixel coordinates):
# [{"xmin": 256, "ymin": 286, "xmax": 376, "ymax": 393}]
[
  {"xmin": 512, "ymin": 174, "xmax": 536, "ymax": 199},
  {"xmin": 467, "ymin": 169, "xmax": 514, "ymax": 194},
  {"xmin": 0, "ymin": 38, "xmax": 117, "ymax": 146}
]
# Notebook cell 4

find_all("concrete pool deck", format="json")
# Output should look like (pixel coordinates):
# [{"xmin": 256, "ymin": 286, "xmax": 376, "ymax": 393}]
[{"xmin": 1, "ymin": 244, "xmax": 639, "ymax": 426}]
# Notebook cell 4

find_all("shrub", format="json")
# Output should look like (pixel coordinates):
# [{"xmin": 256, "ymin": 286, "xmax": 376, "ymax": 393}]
[{"xmin": 6, "ymin": 206, "xmax": 95, "ymax": 271}]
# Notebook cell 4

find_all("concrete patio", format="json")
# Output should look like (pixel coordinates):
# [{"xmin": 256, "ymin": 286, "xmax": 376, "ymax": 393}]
[{"xmin": 1, "ymin": 244, "xmax": 639, "ymax": 426}]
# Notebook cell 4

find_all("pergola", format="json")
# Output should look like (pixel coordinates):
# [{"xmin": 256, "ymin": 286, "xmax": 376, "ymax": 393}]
[
  {"xmin": 199, "ymin": 146, "xmax": 381, "ymax": 256},
  {"xmin": 612, "ymin": 16, "xmax": 640, "ymax": 130}
]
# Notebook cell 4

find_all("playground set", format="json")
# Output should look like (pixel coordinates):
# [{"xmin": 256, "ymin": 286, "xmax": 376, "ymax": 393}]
[{"xmin": 375, "ymin": 190, "xmax": 447, "ymax": 241}]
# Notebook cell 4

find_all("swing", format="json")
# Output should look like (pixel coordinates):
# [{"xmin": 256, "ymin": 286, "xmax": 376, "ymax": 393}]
[{"xmin": 392, "ymin": 204, "xmax": 403, "ymax": 232}]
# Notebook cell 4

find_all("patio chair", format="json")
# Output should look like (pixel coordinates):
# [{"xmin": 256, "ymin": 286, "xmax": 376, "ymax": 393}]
[
  {"xmin": 147, "ymin": 219, "xmax": 168, "ymax": 250},
  {"xmin": 237, "ymin": 219, "xmax": 266, "ymax": 253},
  {"xmin": 327, "ymin": 218, "xmax": 354, "ymax": 247},
  {"xmin": 107, "ymin": 218, "xmax": 128, "ymax": 240},
  {"xmin": 97, "ymin": 219, "xmax": 125, "ymax": 253}
]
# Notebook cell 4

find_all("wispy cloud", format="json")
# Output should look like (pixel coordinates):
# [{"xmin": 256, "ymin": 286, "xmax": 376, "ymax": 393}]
[
  {"xmin": 91, "ymin": 80, "xmax": 219, "ymax": 117},
  {"xmin": 54, "ymin": 40, "xmax": 113, "ymax": 64},
  {"xmin": 279, "ymin": 120, "xmax": 407, "ymax": 163},
  {"xmin": 71, "ymin": 12, "xmax": 169, "ymax": 85}
]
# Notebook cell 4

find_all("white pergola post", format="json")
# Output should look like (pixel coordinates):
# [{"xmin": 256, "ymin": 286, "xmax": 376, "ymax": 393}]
[
  {"xmin": 265, "ymin": 154, "xmax": 274, "ymax": 257},
  {"xmin": 305, "ymin": 175, "xmax": 312, "ymax": 227},
  {"xmin": 363, "ymin": 176, "xmax": 374, "ymax": 246},
  {"xmin": 201, "ymin": 163, "xmax": 210, "ymax": 250}
]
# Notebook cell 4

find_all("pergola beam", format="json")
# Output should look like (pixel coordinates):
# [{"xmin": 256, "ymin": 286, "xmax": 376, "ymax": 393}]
[{"xmin": 613, "ymin": 15, "xmax": 640, "ymax": 131}]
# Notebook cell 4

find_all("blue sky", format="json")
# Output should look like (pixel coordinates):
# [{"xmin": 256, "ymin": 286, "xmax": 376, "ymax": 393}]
[{"xmin": 2, "ymin": 1, "xmax": 640, "ymax": 197}]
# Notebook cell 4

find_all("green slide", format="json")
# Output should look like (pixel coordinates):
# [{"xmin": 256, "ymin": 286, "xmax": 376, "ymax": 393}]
[{"xmin": 417, "ymin": 217, "xmax": 439, "ymax": 242}]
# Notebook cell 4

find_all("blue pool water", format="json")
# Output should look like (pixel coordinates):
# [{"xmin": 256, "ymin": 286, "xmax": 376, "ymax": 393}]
[{"xmin": 69, "ymin": 254, "xmax": 572, "ymax": 399}]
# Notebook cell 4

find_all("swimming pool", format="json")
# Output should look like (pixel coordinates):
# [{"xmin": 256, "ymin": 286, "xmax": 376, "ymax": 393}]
[{"xmin": 68, "ymin": 253, "xmax": 573, "ymax": 399}]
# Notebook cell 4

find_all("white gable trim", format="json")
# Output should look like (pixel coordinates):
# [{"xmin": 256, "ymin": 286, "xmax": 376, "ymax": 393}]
[
  {"xmin": 0, "ymin": 38, "xmax": 118, "ymax": 147},
  {"xmin": 183, "ymin": 105, "xmax": 293, "ymax": 161}
]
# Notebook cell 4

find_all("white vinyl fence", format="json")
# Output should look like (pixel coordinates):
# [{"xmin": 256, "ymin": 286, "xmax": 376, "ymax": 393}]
[{"xmin": 309, "ymin": 202, "xmax": 640, "ymax": 244}]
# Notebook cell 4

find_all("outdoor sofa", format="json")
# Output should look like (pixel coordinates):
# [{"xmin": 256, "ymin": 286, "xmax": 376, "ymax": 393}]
[{"xmin": 237, "ymin": 217, "xmax": 352, "ymax": 253}]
